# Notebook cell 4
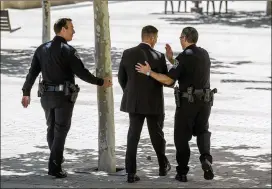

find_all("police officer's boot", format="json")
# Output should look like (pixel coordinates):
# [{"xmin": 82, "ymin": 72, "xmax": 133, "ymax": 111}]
[
  {"xmin": 159, "ymin": 161, "xmax": 171, "ymax": 176},
  {"xmin": 127, "ymin": 173, "xmax": 140, "ymax": 183},
  {"xmin": 48, "ymin": 159, "xmax": 67, "ymax": 178},
  {"xmin": 201, "ymin": 159, "xmax": 214, "ymax": 180},
  {"xmin": 175, "ymin": 174, "xmax": 188, "ymax": 182}
]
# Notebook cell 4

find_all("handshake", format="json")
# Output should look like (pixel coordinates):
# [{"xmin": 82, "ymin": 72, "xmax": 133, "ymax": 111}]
[{"xmin": 101, "ymin": 76, "xmax": 113, "ymax": 88}]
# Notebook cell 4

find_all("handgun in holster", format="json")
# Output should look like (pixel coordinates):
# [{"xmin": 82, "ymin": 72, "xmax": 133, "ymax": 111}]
[
  {"xmin": 174, "ymin": 86, "xmax": 181, "ymax": 108},
  {"xmin": 187, "ymin": 86, "xmax": 194, "ymax": 103},
  {"xmin": 37, "ymin": 75, "xmax": 45, "ymax": 97},
  {"xmin": 64, "ymin": 81, "xmax": 80, "ymax": 103},
  {"xmin": 204, "ymin": 88, "xmax": 217, "ymax": 106}
]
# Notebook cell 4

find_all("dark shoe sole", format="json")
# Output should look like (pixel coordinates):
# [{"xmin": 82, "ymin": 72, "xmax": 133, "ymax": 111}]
[
  {"xmin": 48, "ymin": 171, "xmax": 67, "ymax": 178},
  {"xmin": 175, "ymin": 174, "xmax": 188, "ymax": 182},
  {"xmin": 159, "ymin": 172, "xmax": 166, "ymax": 176},
  {"xmin": 202, "ymin": 161, "xmax": 214, "ymax": 180},
  {"xmin": 134, "ymin": 175, "xmax": 140, "ymax": 181},
  {"xmin": 175, "ymin": 178, "xmax": 188, "ymax": 182},
  {"xmin": 127, "ymin": 179, "xmax": 135, "ymax": 183},
  {"xmin": 127, "ymin": 174, "xmax": 140, "ymax": 183},
  {"xmin": 159, "ymin": 163, "xmax": 171, "ymax": 176}
]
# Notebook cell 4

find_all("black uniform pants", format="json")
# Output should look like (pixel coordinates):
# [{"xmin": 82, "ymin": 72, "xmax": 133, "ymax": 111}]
[
  {"xmin": 125, "ymin": 113, "xmax": 169, "ymax": 174},
  {"xmin": 174, "ymin": 99, "xmax": 213, "ymax": 175},
  {"xmin": 41, "ymin": 94, "xmax": 74, "ymax": 171}
]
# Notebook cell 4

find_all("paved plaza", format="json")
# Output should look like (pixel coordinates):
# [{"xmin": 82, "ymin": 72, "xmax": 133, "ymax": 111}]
[{"xmin": 1, "ymin": 1, "xmax": 271, "ymax": 188}]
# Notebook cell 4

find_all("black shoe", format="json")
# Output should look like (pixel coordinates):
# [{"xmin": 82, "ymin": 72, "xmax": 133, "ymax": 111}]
[
  {"xmin": 201, "ymin": 159, "xmax": 214, "ymax": 180},
  {"xmin": 48, "ymin": 160, "xmax": 67, "ymax": 178},
  {"xmin": 175, "ymin": 174, "xmax": 187, "ymax": 182},
  {"xmin": 48, "ymin": 169, "xmax": 67, "ymax": 178},
  {"xmin": 127, "ymin": 173, "xmax": 140, "ymax": 183},
  {"xmin": 159, "ymin": 161, "xmax": 171, "ymax": 176}
]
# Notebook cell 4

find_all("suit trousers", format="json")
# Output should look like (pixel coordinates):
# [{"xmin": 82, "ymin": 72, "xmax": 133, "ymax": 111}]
[
  {"xmin": 125, "ymin": 113, "xmax": 168, "ymax": 174},
  {"xmin": 174, "ymin": 99, "xmax": 213, "ymax": 175},
  {"xmin": 41, "ymin": 94, "xmax": 74, "ymax": 171}
]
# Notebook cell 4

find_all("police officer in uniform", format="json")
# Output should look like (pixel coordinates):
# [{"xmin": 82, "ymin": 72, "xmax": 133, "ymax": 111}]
[
  {"xmin": 21, "ymin": 18, "xmax": 112, "ymax": 178},
  {"xmin": 118, "ymin": 25, "xmax": 171, "ymax": 183},
  {"xmin": 136, "ymin": 27, "xmax": 215, "ymax": 182}
]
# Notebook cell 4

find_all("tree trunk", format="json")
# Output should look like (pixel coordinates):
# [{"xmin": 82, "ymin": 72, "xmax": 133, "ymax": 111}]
[
  {"xmin": 1, "ymin": 2, "xmax": 5, "ymax": 10},
  {"xmin": 267, "ymin": 1, "xmax": 271, "ymax": 16},
  {"xmin": 42, "ymin": 0, "xmax": 50, "ymax": 43},
  {"xmin": 93, "ymin": 0, "xmax": 116, "ymax": 173}
]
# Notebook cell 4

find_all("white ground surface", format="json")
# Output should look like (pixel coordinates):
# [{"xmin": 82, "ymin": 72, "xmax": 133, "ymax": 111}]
[{"xmin": 1, "ymin": 1, "xmax": 271, "ymax": 188}]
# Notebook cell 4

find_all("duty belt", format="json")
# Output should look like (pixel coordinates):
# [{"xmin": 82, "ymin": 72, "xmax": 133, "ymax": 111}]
[
  {"xmin": 180, "ymin": 87, "xmax": 217, "ymax": 105},
  {"xmin": 45, "ymin": 85, "xmax": 64, "ymax": 92},
  {"xmin": 38, "ymin": 81, "xmax": 80, "ymax": 103},
  {"xmin": 181, "ymin": 89, "xmax": 205, "ymax": 98}
]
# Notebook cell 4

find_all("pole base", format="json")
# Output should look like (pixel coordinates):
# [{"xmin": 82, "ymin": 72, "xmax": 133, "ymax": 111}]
[{"xmin": 191, "ymin": 7, "xmax": 203, "ymax": 14}]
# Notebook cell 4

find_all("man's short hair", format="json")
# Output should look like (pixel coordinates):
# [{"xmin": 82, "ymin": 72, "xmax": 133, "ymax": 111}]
[
  {"xmin": 54, "ymin": 18, "xmax": 72, "ymax": 34},
  {"xmin": 141, "ymin": 25, "xmax": 158, "ymax": 39},
  {"xmin": 182, "ymin": 27, "xmax": 198, "ymax": 43}
]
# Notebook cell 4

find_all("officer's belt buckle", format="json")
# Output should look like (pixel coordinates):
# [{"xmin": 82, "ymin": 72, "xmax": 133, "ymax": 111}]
[{"xmin": 58, "ymin": 84, "xmax": 64, "ymax": 91}]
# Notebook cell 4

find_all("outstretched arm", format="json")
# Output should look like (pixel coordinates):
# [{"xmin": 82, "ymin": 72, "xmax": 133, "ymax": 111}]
[
  {"xmin": 69, "ymin": 49, "xmax": 112, "ymax": 88},
  {"xmin": 135, "ymin": 61, "xmax": 175, "ymax": 86}
]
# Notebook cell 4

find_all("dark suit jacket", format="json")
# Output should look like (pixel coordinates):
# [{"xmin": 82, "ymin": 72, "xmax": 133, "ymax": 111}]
[{"xmin": 118, "ymin": 43, "xmax": 168, "ymax": 115}]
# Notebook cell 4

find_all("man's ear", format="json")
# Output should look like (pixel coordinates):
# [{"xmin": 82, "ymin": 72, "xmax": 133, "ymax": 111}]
[{"xmin": 61, "ymin": 27, "xmax": 65, "ymax": 33}]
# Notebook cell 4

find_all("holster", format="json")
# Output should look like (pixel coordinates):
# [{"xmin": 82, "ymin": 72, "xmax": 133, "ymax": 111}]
[
  {"xmin": 181, "ymin": 87, "xmax": 218, "ymax": 106},
  {"xmin": 210, "ymin": 88, "xmax": 217, "ymax": 106},
  {"xmin": 203, "ymin": 88, "xmax": 218, "ymax": 106},
  {"xmin": 37, "ymin": 80, "xmax": 45, "ymax": 97},
  {"xmin": 64, "ymin": 81, "xmax": 80, "ymax": 103},
  {"xmin": 174, "ymin": 86, "xmax": 181, "ymax": 108},
  {"xmin": 204, "ymin": 89, "xmax": 211, "ymax": 103}
]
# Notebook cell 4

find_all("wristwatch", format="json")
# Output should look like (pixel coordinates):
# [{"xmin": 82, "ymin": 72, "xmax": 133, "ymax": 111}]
[{"xmin": 146, "ymin": 71, "xmax": 151, "ymax": 76}]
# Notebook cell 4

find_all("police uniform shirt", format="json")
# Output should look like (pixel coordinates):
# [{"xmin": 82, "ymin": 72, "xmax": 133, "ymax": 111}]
[
  {"xmin": 22, "ymin": 36, "xmax": 104, "ymax": 96},
  {"xmin": 166, "ymin": 44, "xmax": 211, "ymax": 91}
]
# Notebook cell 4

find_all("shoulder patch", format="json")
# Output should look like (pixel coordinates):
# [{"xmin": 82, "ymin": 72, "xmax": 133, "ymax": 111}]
[
  {"xmin": 74, "ymin": 51, "xmax": 80, "ymax": 59},
  {"xmin": 172, "ymin": 59, "xmax": 179, "ymax": 69},
  {"xmin": 185, "ymin": 49, "xmax": 193, "ymax": 55}
]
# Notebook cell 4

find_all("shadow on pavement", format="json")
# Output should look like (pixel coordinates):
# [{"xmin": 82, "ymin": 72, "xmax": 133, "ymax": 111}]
[
  {"xmin": 51, "ymin": 1, "xmax": 128, "ymax": 11},
  {"xmin": 1, "ymin": 47, "xmax": 270, "ymax": 91},
  {"xmin": 1, "ymin": 47, "xmax": 250, "ymax": 78},
  {"xmin": 158, "ymin": 11, "xmax": 271, "ymax": 28},
  {"xmin": 1, "ymin": 138, "xmax": 271, "ymax": 188},
  {"xmin": 0, "ymin": 46, "xmax": 123, "ymax": 78}
]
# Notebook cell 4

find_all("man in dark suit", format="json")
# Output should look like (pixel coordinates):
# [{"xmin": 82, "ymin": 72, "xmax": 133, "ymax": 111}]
[
  {"xmin": 118, "ymin": 25, "xmax": 171, "ymax": 183},
  {"xmin": 135, "ymin": 27, "xmax": 215, "ymax": 182}
]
